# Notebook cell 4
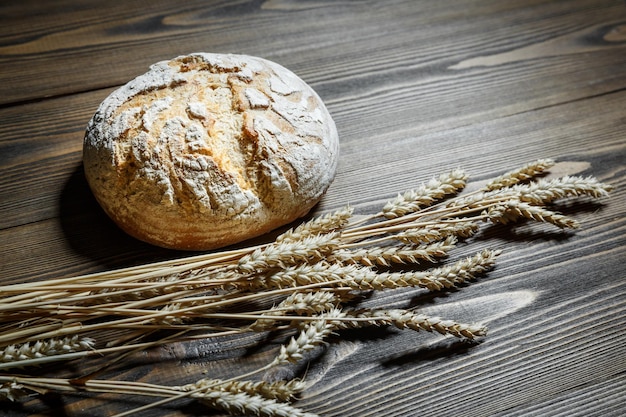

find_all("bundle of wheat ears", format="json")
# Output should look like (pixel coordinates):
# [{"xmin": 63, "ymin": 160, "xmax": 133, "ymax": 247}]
[{"xmin": 0, "ymin": 159, "xmax": 613, "ymax": 417}]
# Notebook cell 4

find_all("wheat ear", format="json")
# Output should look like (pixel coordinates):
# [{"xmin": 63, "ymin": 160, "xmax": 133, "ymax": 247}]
[
  {"xmin": 180, "ymin": 378, "xmax": 306, "ymax": 402},
  {"xmin": 276, "ymin": 206, "xmax": 353, "ymax": 243},
  {"xmin": 249, "ymin": 291, "xmax": 338, "ymax": 331},
  {"xmin": 382, "ymin": 169, "xmax": 468, "ymax": 219},
  {"xmin": 348, "ymin": 249, "xmax": 500, "ymax": 291},
  {"xmin": 341, "ymin": 309, "xmax": 487, "ymax": 339},
  {"xmin": 485, "ymin": 158, "xmax": 555, "ymax": 190},
  {"xmin": 485, "ymin": 201, "xmax": 580, "ymax": 229},
  {"xmin": 516, "ymin": 175, "xmax": 614, "ymax": 204},
  {"xmin": 247, "ymin": 262, "xmax": 367, "ymax": 290},
  {"xmin": 1, "ymin": 336, "xmax": 95, "ymax": 365},
  {"xmin": 198, "ymin": 390, "xmax": 319, "ymax": 417},
  {"xmin": 334, "ymin": 236, "xmax": 457, "ymax": 266},
  {"xmin": 238, "ymin": 234, "xmax": 340, "ymax": 274},
  {"xmin": 272, "ymin": 309, "xmax": 344, "ymax": 366},
  {"xmin": 255, "ymin": 249, "xmax": 498, "ymax": 292},
  {"xmin": 394, "ymin": 221, "xmax": 480, "ymax": 244}
]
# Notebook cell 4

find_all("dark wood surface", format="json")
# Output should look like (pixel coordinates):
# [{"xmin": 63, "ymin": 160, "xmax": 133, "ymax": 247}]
[{"xmin": 1, "ymin": 0, "xmax": 625, "ymax": 416}]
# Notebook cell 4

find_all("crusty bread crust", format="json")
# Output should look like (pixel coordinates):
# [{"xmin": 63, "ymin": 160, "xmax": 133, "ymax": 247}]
[{"xmin": 83, "ymin": 53, "xmax": 339, "ymax": 250}]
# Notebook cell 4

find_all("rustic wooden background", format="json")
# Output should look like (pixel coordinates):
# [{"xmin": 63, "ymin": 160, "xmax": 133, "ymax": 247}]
[{"xmin": 1, "ymin": 0, "xmax": 625, "ymax": 416}]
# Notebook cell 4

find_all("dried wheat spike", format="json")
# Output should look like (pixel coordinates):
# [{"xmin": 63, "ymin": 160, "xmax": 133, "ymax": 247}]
[
  {"xmin": 341, "ymin": 309, "xmax": 487, "ymax": 339},
  {"xmin": 198, "ymin": 390, "xmax": 319, "ymax": 417},
  {"xmin": 0, "ymin": 381, "xmax": 28, "ymax": 402},
  {"xmin": 1, "ymin": 336, "xmax": 95, "ymax": 365},
  {"xmin": 485, "ymin": 201, "xmax": 579, "ymax": 228},
  {"xmin": 276, "ymin": 206, "xmax": 353, "ymax": 243},
  {"xmin": 515, "ymin": 175, "xmax": 614, "ymax": 204},
  {"xmin": 418, "ymin": 249, "xmax": 500, "ymax": 288},
  {"xmin": 446, "ymin": 188, "xmax": 519, "ymax": 210},
  {"xmin": 252, "ymin": 262, "xmax": 369, "ymax": 289},
  {"xmin": 183, "ymin": 378, "xmax": 306, "ymax": 402},
  {"xmin": 382, "ymin": 169, "xmax": 468, "ymax": 219},
  {"xmin": 272, "ymin": 309, "xmax": 344, "ymax": 366},
  {"xmin": 350, "ymin": 249, "xmax": 499, "ymax": 291},
  {"xmin": 249, "ymin": 291, "xmax": 338, "ymax": 331},
  {"xmin": 259, "ymin": 250, "xmax": 498, "ymax": 291},
  {"xmin": 395, "ymin": 221, "xmax": 480, "ymax": 244},
  {"xmin": 238, "ymin": 234, "xmax": 340, "ymax": 274},
  {"xmin": 334, "ymin": 236, "xmax": 457, "ymax": 266},
  {"xmin": 485, "ymin": 159, "xmax": 555, "ymax": 190}
]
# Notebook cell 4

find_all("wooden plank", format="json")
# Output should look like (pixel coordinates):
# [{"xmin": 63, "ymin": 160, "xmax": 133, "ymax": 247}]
[
  {"xmin": 0, "ymin": 0, "xmax": 624, "ymax": 105},
  {"xmin": 0, "ymin": 90, "xmax": 111, "ymax": 229},
  {"xmin": 0, "ymin": 1, "xmax": 625, "ymax": 416}
]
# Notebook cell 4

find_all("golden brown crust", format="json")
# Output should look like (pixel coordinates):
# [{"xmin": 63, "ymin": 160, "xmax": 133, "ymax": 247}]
[{"xmin": 83, "ymin": 53, "xmax": 339, "ymax": 250}]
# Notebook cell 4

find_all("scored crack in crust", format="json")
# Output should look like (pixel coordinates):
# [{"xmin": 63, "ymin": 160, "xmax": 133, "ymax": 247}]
[{"xmin": 83, "ymin": 53, "xmax": 339, "ymax": 250}]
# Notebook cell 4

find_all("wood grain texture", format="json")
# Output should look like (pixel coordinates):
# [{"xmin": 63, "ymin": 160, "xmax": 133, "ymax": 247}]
[{"xmin": 0, "ymin": 0, "xmax": 625, "ymax": 416}]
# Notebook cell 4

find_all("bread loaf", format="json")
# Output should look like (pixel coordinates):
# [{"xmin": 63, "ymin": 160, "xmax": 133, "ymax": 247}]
[{"xmin": 83, "ymin": 53, "xmax": 339, "ymax": 250}]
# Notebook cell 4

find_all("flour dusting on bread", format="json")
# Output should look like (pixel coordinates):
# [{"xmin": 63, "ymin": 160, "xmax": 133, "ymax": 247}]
[{"xmin": 83, "ymin": 53, "xmax": 339, "ymax": 250}]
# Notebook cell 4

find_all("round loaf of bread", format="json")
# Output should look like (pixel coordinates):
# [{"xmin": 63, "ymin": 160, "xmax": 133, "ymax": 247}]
[{"xmin": 83, "ymin": 53, "xmax": 339, "ymax": 250}]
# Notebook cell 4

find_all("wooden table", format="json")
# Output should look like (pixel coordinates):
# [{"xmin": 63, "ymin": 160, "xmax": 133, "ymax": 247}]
[{"xmin": 1, "ymin": 1, "xmax": 625, "ymax": 416}]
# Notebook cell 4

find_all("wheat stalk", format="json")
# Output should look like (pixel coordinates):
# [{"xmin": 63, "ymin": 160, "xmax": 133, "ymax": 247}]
[{"xmin": 0, "ymin": 159, "xmax": 613, "ymax": 417}]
